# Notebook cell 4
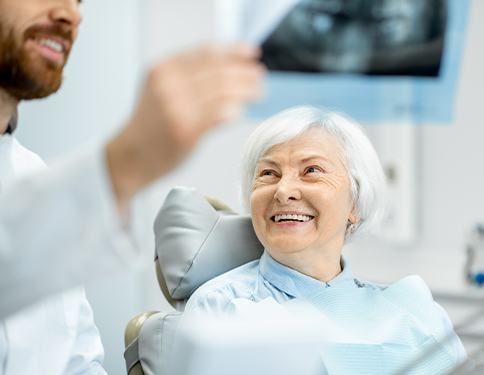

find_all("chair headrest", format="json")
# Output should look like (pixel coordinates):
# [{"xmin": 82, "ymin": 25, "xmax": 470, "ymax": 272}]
[{"xmin": 154, "ymin": 187, "xmax": 264, "ymax": 302}]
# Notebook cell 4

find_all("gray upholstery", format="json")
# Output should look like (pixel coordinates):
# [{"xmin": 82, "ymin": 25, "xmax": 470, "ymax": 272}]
[
  {"xmin": 125, "ymin": 312, "xmax": 181, "ymax": 375},
  {"xmin": 125, "ymin": 187, "xmax": 264, "ymax": 374},
  {"xmin": 154, "ymin": 187, "xmax": 264, "ymax": 301},
  {"xmin": 138, "ymin": 312, "xmax": 181, "ymax": 375}
]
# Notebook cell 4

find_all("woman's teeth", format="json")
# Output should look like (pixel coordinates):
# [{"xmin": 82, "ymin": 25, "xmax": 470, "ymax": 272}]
[{"xmin": 273, "ymin": 214, "xmax": 313, "ymax": 222}]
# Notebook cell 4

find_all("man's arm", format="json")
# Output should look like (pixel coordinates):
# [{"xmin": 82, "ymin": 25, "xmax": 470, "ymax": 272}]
[
  {"xmin": 0, "ymin": 44, "xmax": 264, "ymax": 318},
  {"xmin": 0, "ymin": 147, "xmax": 134, "ymax": 319},
  {"xmin": 107, "ymin": 44, "xmax": 264, "ymax": 213}
]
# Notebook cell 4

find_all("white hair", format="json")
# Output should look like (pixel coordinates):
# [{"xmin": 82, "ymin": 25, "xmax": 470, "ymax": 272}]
[{"xmin": 241, "ymin": 106, "xmax": 386, "ymax": 239}]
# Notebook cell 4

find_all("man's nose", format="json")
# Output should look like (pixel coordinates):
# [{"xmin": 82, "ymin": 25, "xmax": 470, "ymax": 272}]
[
  {"xmin": 49, "ymin": 1, "xmax": 82, "ymax": 29},
  {"xmin": 273, "ymin": 177, "xmax": 301, "ymax": 204}
]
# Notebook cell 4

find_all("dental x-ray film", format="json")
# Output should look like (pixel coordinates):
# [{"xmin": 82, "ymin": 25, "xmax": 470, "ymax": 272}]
[{"xmin": 215, "ymin": 0, "xmax": 468, "ymax": 123}]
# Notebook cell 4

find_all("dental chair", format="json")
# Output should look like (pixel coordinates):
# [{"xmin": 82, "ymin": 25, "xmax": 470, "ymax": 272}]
[
  {"xmin": 123, "ymin": 187, "xmax": 264, "ymax": 375},
  {"xmin": 124, "ymin": 187, "xmax": 478, "ymax": 375}
]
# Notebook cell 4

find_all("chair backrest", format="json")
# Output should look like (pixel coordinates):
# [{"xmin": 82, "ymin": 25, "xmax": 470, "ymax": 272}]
[
  {"xmin": 124, "ymin": 187, "xmax": 264, "ymax": 374},
  {"xmin": 154, "ymin": 187, "xmax": 263, "ymax": 306}
]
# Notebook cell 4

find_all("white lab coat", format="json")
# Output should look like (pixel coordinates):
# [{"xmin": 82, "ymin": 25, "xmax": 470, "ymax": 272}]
[
  {"xmin": 0, "ymin": 135, "xmax": 107, "ymax": 374},
  {"xmin": 0, "ymin": 135, "xmax": 139, "ymax": 319}
]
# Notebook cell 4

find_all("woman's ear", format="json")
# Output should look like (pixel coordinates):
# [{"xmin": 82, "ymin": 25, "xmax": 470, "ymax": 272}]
[{"xmin": 348, "ymin": 206, "xmax": 358, "ymax": 225}]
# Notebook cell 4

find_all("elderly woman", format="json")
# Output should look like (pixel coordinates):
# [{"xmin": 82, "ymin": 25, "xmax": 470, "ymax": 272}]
[{"xmin": 184, "ymin": 106, "xmax": 466, "ymax": 373}]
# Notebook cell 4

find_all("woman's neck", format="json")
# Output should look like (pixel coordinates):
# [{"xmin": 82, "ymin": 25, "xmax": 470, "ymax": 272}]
[
  {"xmin": 0, "ymin": 88, "xmax": 18, "ymax": 134},
  {"xmin": 268, "ymin": 247, "xmax": 343, "ymax": 283}
]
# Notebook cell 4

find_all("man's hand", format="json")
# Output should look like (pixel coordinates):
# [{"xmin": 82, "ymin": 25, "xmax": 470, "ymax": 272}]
[{"xmin": 106, "ymin": 44, "xmax": 265, "ymax": 211}]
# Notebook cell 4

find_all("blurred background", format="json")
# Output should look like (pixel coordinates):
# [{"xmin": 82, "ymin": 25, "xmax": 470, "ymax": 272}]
[{"xmin": 15, "ymin": 0, "xmax": 484, "ymax": 373}]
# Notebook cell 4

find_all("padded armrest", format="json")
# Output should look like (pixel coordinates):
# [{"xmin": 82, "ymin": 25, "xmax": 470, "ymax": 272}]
[
  {"xmin": 154, "ymin": 187, "xmax": 264, "ymax": 301},
  {"xmin": 124, "ymin": 311, "xmax": 181, "ymax": 375}
]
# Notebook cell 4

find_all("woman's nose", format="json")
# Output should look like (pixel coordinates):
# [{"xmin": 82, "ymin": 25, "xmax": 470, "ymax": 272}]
[
  {"xmin": 273, "ymin": 178, "xmax": 301, "ymax": 204},
  {"xmin": 49, "ymin": 1, "xmax": 82, "ymax": 29}
]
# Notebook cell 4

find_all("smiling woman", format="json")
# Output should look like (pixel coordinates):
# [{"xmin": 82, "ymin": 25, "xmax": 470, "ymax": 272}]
[
  {"xmin": 243, "ymin": 108, "xmax": 387, "ymax": 281},
  {"xmin": 183, "ymin": 106, "xmax": 467, "ymax": 374},
  {"xmin": 242, "ymin": 107, "xmax": 387, "ymax": 282},
  {"xmin": 250, "ymin": 128, "xmax": 361, "ymax": 281}
]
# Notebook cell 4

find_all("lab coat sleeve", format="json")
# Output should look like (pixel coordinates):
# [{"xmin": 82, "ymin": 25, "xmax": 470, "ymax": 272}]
[
  {"xmin": 64, "ymin": 288, "xmax": 107, "ymax": 375},
  {"xmin": 0, "ymin": 145, "xmax": 141, "ymax": 319}
]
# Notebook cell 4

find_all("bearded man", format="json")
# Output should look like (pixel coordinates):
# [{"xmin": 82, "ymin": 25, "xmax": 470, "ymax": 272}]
[{"xmin": 0, "ymin": 0, "xmax": 264, "ymax": 373}]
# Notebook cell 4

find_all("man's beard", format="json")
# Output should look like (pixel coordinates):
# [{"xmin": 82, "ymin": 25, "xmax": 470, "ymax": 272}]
[{"xmin": 0, "ymin": 21, "xmax": 73, "ymax": 100}]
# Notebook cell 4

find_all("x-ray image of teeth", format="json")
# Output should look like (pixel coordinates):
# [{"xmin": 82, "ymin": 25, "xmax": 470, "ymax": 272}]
[{"xmin": 260, "ymin": 0, "xmax": 447, "ymax": 76}]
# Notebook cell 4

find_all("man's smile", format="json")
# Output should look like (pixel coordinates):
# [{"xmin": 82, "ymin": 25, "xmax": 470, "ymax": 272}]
[{"xmin": 26, "ymin": 34, "xmax": 70, "ymax": 65}]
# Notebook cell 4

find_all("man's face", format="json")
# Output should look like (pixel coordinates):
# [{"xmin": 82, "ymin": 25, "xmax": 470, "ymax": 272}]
[{"xmin": 0, "ymin": 0, "xmax": 82, "ymax": 100}]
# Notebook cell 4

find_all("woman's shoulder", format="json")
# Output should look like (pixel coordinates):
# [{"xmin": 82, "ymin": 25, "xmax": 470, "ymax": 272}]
[
  {"xmin": 380, "ymin": 274, "xmax": 433, "ymax": 305},
  {"xmin": 352, "ymin": 275, "xmax": 442, "ymax": 327},
  {"xmin": 185, "ymin": 259, "xmax": 260, "ymax": 313},
  {"xmin": 362, "ymin": 274, "xmax": 435, "ymax": 314},
  {"xmin": 377, "ymin": 275, "xmax": 452, "ymax": 332},
  {"xmin": 380, "ymin": 275, "xmax": 466, "ymax": 361}
]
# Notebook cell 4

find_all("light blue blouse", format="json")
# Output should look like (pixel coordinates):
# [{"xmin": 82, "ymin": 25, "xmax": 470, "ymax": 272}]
[{"xmin": 185, "ymin": 251, "xmax": 467, "ymax": 374}]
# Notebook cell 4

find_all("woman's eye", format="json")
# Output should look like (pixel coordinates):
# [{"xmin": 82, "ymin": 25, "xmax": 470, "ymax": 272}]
[
  {"xmin": 261, "ymin": 169, "xmax": 275, "ymax": 177},
  {"xmin": 305, "ymin": 166, "xmax": 323, "ymax": 175}
]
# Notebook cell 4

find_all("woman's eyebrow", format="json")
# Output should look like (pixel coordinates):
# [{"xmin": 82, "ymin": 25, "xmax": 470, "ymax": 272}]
[
  {"xmin": 257, "ymin": 157, "xmax": 279, "ymax": 167},
  {"xmin": 299, "ymin": 155, "xmax": 336, "ymax": 166}
]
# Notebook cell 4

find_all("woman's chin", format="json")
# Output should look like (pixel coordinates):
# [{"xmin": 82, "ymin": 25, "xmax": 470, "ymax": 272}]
[{"xmin": 265, "ymin": 239, "xmax": 312, "ymax": 256}]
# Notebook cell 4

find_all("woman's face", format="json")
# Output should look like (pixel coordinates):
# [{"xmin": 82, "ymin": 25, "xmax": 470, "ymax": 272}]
[{"xmin": 250, "ymin": 128, "xmax": 357, "ymax": 258}]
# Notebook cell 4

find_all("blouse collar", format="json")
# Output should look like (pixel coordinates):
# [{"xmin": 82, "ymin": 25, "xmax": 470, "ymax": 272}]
[{"xmin": 259, "ymin": 250, "xmax": 355, "ymax": 300}]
